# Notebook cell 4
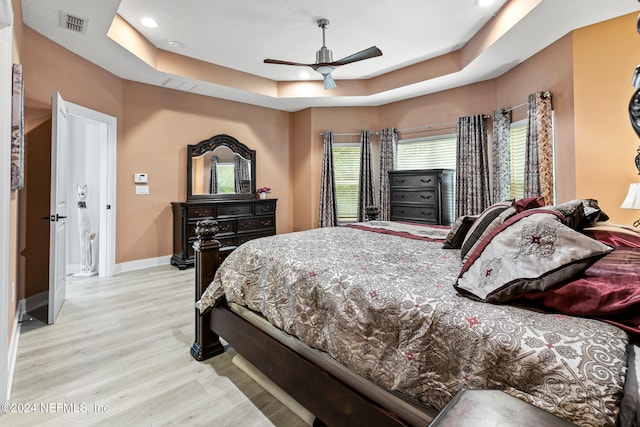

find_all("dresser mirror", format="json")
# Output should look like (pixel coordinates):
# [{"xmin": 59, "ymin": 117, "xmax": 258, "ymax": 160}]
[{"xmin": 187, "ymin": 134, "xmax": 256, "ymax": 200}]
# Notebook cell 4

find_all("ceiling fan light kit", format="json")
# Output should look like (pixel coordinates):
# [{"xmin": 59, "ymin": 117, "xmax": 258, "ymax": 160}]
[{"xmin": 264, "ymin": 18, "xmax": 382, "ymax": 90}]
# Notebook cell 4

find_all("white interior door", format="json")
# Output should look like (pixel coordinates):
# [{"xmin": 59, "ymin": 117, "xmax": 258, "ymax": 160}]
[{"xmin": 48, "ymin": 91, "xmax": 69, "ymax": 324}]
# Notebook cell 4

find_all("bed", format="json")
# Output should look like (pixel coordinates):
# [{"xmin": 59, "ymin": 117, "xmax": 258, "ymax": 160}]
[{"xmin": 192, "ymin": 200, "xmax": 640, "ymax": 427}]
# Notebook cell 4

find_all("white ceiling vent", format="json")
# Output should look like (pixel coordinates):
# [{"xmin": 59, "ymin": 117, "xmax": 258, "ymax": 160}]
[{"xmin": 59, "ymin": 11, "xmax": 88, "ymax": 34}]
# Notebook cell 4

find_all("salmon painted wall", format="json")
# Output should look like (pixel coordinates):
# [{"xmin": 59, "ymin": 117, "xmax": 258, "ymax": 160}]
[
  {"xmin": 573, "ymin": 12, "xmax": 640, "ymax": 225},
  {"xmin": 118, "ymin": 82, "xmax": 290, "ymax": 262},
  {"xmin": 16, "ymin": 17, "xmax": 291, "ymax": 276}
]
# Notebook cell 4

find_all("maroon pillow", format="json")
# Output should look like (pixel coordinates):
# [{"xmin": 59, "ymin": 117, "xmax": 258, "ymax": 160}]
[
  {"xmin": 582, "ymin": 224, "xmax": 640, "ymax": 248},
  {"xmin": 514, "ymin": 196, "xmax": 545, "ymax": 212},
  {"xmin": 514, "ymin": 274, "xmax": 640, "ymax": 337}
]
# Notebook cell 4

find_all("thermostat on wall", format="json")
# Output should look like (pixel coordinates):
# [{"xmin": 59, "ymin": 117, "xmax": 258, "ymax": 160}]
[{"xmin": 134, "ymin": 173, "xmax": 148, "ymax": 183}]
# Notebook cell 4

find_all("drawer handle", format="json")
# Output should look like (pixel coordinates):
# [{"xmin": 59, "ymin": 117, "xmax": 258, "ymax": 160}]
[
  {"xmin": 420, "ymin": 178, "xmax": 432, "ymax": 184},
  {"xmin": 230, "ymin": 209, "xmax": 239, "ymax": 215},
  {"xmin": 395, "ymin": 195, "xmax": 405, "ymax": 200},
  {"xmin": 421, "ymin": 212, "xmax": 433, "ymax": 217},
  {"xmin": 261, "ymin": 220, "xmax": 272, "ymax": 227},
  {"xmin": 196, "ymin": 212, "xmax": 206, "ymax": 217},
  {"xmin": 397, "ymin": 210, "xmax": 405, "ymax": 215},
  {"xmin": 260, "ymin": 207, "xmax": 271, "ymax": 213},
  {"xmin": 396, "ymin": 179, "xmax": 405, "ymax": 184},
  {"xmin": 420, "ymin": 195, "xmax": 432, "ymax": 200},
  {"xmin": 240, "ymin": 223, "xmax": 251, "ymax": 229}
]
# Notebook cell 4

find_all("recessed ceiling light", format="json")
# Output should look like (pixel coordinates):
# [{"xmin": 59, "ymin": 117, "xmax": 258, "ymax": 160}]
[
  {"xmin": 168, "ymin": 40, "xmax": 179, "ymax": 47},
  {"xmin": 299, "ymin": 71, "xmax": 311, "ymax": 79},
  {"xmin": 140, "ymin": 17, "xmax": 158, "ymax": 28},
  {"xmin": 476, "ymin": 0, "xmax": 495, "ymax": 6}
]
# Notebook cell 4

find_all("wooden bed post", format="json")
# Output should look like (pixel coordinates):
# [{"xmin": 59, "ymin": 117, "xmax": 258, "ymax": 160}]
[{"xmin": 190, "ymin": 219, "xmax": 225, "ymax": 361}]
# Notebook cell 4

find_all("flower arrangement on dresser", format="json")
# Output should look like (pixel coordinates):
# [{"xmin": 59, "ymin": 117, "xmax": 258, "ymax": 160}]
[{"xmin": 257, "ymin": 186, "xmax": 271, "ymax": 199}]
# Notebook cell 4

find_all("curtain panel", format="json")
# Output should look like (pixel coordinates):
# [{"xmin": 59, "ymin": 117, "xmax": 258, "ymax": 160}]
[
  {"xmin": 378, "ymin": 128, "xmax": 397, "ymax": 221},
  {"xmin": 209, "ymin": 156, "xmax": 218, "ymax": 194},
  {"xmin": 234, "ymin": 153, "xmax": 251, "ymax": 193},
  {"xmin": 524, "ymin": 91, "xmax": 554, "ymax": 204},
  {"xmin": 456, "ymin": 115, "xmax": 491, "ymax": 216},
  {"xmin": 492, "ymin": 109, "xmax": 512, "ymax": 203},
  {"xmin": 319, "ymin": 131, "xmax": 338, "ymax": 227},
  {"xmin": 357, "ymin": 131, "xmax": 375, "ymax": 222}
]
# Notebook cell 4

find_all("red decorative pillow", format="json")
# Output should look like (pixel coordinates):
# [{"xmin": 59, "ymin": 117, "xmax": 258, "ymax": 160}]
[
  {"xmin": 514, "ymin": 196, "xmax": 545, "ymax": 212},
  {"xmin": 582, "ymin": 223, "xmax": 640, "ymax": 248}
]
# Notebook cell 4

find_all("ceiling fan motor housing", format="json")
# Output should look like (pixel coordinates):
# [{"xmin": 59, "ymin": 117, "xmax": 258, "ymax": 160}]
[{"xmin": 316, "ymin": 46, "xmax": 333, "ymax": 64}]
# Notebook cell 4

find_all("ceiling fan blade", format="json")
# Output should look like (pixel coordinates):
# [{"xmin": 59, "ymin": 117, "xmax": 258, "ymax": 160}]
[
  {"xmin": 264, "ymin": 59, "xmax": 311, "ymax": 67},
  {"xmin": 323, "ymin": 73, "xmax": 337, "ymax": 90},
  {"xmin": 332, "ymin": 46, "xmax": 382, "ymax": 66}
]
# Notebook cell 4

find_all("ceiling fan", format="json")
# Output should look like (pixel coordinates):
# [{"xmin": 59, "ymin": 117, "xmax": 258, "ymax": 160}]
[{"xmin": 264, "ymin": 18, "xmax": 382, "ymax": 90}]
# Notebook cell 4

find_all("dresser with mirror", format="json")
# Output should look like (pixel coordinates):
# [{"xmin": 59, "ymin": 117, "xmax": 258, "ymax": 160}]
[{"xmin": 171, "ymin": 134, "xmax": 276, "ymax": 269}]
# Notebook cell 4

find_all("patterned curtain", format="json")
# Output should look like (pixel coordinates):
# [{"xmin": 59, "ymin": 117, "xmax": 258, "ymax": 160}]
[
  {"xmin": 379, "ymin": 128, "xmax": 397, "ymax": 221},
  {"xmin": 524, "ymin": 91, "xmax": 554, "ymax": 204},
  {"xmin": 357, "ymin": 131, "xmax": 375, "ymax": 222},
  {"xmin": 456, "ymin": 115, "xmax": 491, "ymax": 216},
  {"xmin": 492, "ymin": 109, "xmax": 512, "ymax": 202},
  {"xmin": 209, "ymin": 156, "xmax": 218, "ymax": 193},
  {"xmin": 234, "ymin": 153, "xmax": 251, "ymax": 193},
  {"xmin": 319, "ymin": 131, "xmax": 338, "ymax": 227}
]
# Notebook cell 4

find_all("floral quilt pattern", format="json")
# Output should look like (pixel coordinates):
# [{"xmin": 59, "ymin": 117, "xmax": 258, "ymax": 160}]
[{"xmin": 198, "ymin": 226, "xmax": 629, "ymax": 426}]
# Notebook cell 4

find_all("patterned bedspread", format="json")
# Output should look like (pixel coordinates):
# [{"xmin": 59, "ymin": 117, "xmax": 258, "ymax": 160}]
[{"xmin": 198, "ymin": 225, "xmax": 629, "ymax": 426}]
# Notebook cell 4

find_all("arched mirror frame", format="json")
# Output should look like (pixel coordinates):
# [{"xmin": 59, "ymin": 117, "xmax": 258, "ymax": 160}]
[{"xmin": 187, "ymin": 134, "xmax": 256, "ymax": 201}]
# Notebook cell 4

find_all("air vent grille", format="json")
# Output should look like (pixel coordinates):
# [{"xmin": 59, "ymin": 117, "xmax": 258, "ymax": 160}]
[{"xmin": 59, "ymin": 11, "xmax": 88, "ymax": 34}]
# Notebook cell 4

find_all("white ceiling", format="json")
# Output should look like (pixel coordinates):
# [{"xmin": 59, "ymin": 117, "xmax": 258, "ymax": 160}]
[{"xmin": 20, "ymin": 0, "xmax": 640, "ymax": 112}]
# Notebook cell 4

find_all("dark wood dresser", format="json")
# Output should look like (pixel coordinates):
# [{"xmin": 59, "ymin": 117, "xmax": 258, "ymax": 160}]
[
  {"xmin": 388, "ymin": 169, "xmax": 454, "ymax": 226},
  {"xmin": 171, "ymin": 199, "xmax": 277, "ymax": 269}
]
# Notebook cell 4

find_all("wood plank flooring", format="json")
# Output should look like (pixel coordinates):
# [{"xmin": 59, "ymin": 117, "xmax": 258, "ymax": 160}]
[{"xmin": 5, "ymin": 265, "xmax": 308, "ymax": 426}]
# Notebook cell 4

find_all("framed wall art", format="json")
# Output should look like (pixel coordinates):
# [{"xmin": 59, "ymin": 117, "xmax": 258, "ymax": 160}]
[{"xmin": 11, "ymin": 63, "xmax": 24, "ymax": 190}]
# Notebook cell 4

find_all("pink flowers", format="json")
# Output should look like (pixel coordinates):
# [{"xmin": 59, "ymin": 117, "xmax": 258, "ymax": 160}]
[{"xmin": 258, "ymin": 186, "xmax": 271, "ymax": 194}]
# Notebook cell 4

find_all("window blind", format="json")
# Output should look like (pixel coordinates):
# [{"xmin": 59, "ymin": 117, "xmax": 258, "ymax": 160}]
[
  {"xmin": 333, "ymin": 144, "xmax": 361, "ymax": 222},
  {"xmin": 509, "ymin": 121, "xmax": 527, "ymax": 199},
  {"xmin": 396, "ymin": 135, "xmax": 457, "ymax": 170}
]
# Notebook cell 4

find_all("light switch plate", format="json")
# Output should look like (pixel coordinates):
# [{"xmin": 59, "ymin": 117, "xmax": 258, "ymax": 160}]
[
  {"xmin": 136, "ymin": 185, "xmax": 149, "ymax": 195},
  {"xmin": 134, "ymin": 173, "xmax": 148, "ymax": 183}
]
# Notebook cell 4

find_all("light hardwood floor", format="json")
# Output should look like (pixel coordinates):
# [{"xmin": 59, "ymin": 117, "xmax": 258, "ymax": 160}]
[{"xmin": 5, "ymin": 265, "xmax": 308, "ymax": 427}]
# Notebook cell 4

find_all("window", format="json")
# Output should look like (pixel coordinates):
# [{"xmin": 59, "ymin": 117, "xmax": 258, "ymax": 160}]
[
  {"xmin": 333, "ymin": 143, "xmax": 361, "ymax": 222},
  {"xmin": 509, "ymin": 120, "xmax": 527, "ymax": 200},
  {"xmin": 216, "ymin": 163, "xmax": 235, "ymax": 194},
  {"xmin": 396, "ymin": 134, "xmax": 457, "ymax": 170}
]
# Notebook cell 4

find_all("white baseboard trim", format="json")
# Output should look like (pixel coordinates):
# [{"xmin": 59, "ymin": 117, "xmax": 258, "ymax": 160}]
[
  {"xmin": 7, "ymin": 300, "xmax": 25, "ymax": 400},
  {"xmin": 115, "ymin": 255, "xmax": 171, "ymax": 274}
]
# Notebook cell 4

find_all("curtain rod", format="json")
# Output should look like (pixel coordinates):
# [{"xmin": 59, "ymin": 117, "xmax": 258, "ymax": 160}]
[
  {"xmin": 319, "ymin": 131, "xmax": 380, "ymax": 136},
  {"xmin": 398, "ymin": 115, "xmax": 491, "ymax": 134},
  {"xmin": 503, "ymin": 101, "xmax": 528, "ymax": 112}
]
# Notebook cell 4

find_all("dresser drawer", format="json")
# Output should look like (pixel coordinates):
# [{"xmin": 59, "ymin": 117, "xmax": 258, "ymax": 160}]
[
  {"xmin": 188, "ymin": 206, "xmax": 214, "ymax": 219},
  {"xmin": 391, "ymin": 189, "xmax": 437, "ymax": 205},
  {"xmin": 390, "ymin": 173, "xmax": 438, "ymax": 188},
  {"xmin": 238, "ymin": 216, "xmax": 275, "ymax": 232},
  {"xmin": 187, "ymin": 218, "xmax": 235, "ymax": 238},
  {"xmin": 255, "ymin": 201, "xmax": 277, "ymax": 215},
  {"xmin": 390, "ymin": 205, "xmax": 438, "ymax": 223},
  {"xmin": 218, "ymin": 203, "xmax": 252, "ymax": 217},
  {"xmin": 237, "ymin": 230, "xmax": 275, "ymax": 246}
]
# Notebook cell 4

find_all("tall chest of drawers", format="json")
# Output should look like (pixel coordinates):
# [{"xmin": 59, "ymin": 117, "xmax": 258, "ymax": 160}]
[
  {"xmin": 388, "ymin": 169, "xmax": 454, "ymax": 226},
  {"xmin": 171, "ymin": 199, "xmax": 277, "ymax": 269}
]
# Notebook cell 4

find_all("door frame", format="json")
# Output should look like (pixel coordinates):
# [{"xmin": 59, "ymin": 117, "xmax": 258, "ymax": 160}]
[
  {"xmin": 65, "ymin": 102, "xmax": 117, "ymax": 278},
  {"xmin": 0, "ymin": 0, "xmax": 13, "ymax": 403}
]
